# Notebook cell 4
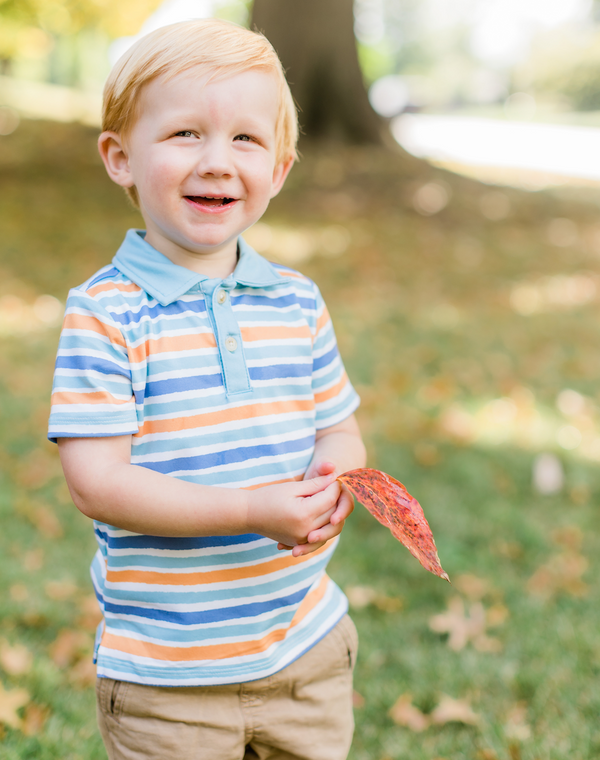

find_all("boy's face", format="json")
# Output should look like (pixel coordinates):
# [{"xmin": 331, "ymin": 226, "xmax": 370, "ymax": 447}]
[{"xmin": 99, "ymin": 68, "xmax": 293, "ymax": 276}]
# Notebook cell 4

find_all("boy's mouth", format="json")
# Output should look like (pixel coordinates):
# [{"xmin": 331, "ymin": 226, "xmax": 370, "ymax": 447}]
[{"xmin": 186, "ymin": 196, "xmax": 236, "ymax": 207}]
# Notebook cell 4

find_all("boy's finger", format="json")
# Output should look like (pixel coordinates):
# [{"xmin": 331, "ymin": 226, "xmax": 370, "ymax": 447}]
[
  {"xmin": 304, "ymin": 481, "xmax": 342, "ymax": 508},
  {"xmin": 299, "ymin": 472, "xmax": 338, "ymax": 496},
  {"xmin": 302, "ymin": 460, "xmax": 336, "ymax": 481},
  {"xmin": 307, "ymin": 519, "xmax": 344, "ymax": 545},
  {"xmin": 330, "ymin": 490, "xmax": 355, "ymax": 525},
  {"xmin": 314, "ymin": 461, "xmax": 336, "ymax": 477},
  {"xmin": 291, "ymin": 540, "xmax": 326, "ymax": 558}
]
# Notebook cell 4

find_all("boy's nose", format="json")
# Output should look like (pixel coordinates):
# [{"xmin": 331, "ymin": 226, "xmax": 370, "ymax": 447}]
[{"xmin": 196, "ymin": 138, "xmax": 234, "ymax": 178}]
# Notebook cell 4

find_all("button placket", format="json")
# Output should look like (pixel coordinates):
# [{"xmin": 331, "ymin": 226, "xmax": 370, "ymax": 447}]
[{"xmin": 202, "ymin": 280, "xmax": 251, "ymax": 396}]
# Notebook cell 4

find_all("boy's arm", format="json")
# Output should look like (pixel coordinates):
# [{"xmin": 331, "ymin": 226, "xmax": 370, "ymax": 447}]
[
  {"xmin": 57, "ymin": 435, "xmax": 342, "ymax": 552},
  {"xmin": 279, "ymin": 413, "xmax": 366, "ymax": 556}
]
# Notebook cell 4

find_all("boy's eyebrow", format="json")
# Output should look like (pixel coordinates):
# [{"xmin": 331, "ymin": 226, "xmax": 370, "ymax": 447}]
[
  {"xmin": 154, "ymin": 102, "xmax": 275, "ymax": 128},
  {"xmin": 159, "ymin": 115, "xmax": 277, "ymax": 138}
]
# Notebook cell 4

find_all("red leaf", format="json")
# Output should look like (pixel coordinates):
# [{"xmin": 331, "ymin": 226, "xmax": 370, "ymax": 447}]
[{"xmin": 338, "ymin": 468, "xmax": 449, "ymax": 582}]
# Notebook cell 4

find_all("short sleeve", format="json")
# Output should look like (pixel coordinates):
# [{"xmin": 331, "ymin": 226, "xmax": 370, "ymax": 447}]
[
  {"xmin": 48, "ymin": 288, "xmax": 139, "ymax": 442},
  {"xmin": 310, "ymin": 284, "xmax": 360, "ymax": 429}
]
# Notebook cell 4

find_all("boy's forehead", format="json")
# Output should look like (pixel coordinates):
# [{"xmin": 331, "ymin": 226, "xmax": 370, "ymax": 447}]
[
  {"xmin": 130, "ymin": 66, "xmax": 280, "ymax": 128},
  {"xmin": 150, "ymin": 65, "xmax": 280, "ymax": 100}
]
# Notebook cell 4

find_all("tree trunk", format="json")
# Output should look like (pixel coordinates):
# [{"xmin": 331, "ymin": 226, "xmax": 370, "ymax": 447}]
[{"xmin": 251, "ymin": 0, "xmax": 382, "ymax": 145}]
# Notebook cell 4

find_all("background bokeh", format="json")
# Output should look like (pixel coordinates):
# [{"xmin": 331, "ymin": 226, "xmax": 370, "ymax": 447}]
[{"xmin": 2, "ymin": 2, "xmax": 600, "ymax": 759}]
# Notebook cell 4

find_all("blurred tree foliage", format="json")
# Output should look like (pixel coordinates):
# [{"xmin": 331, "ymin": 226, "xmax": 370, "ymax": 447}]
[
  {"xmin": 0, "ymin": 0, "xmax": 162, "ymax": 74},
  {"xmin": 518, "ymin": 26, "xmax": 600, "ymax": 112}
]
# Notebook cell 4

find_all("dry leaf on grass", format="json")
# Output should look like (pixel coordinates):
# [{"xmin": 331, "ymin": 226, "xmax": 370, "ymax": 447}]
[
  {"xmin": 430, "ymin": 695, "xmax": 481, "ymax": 726},
  {"xmin": 454, "ymin": 574, "xmax": 490, "ymax": 601},
  {"xmin": 487, "ymin": 603, "xmax": 510, "ymax": 628},
  {"xmin": 14, "ymin": 448, "xmax": 61, "ymax": 490},
  {"xmin": 68, "ymin": 657, "xmax": 97, "ymax": 689},
  {"xmin": 353, "ymin": 690, "xmax": 365, "ymax": 709},
  {"xmin": 504, "ymin": 702, "xmax": 532, "ymax": 741},
  {"xmin": 17, "ymin": 499, "xmax": 63, "ymax": 539},
  {"xmin": 429, "ymin": 597, "xmax": 503, "ymax": 652},
  {"xmin": 388, "ymin": 693, "xmax": 429, "ymax": 732},
  {"xmin": 48, "ymin": 629, "xmax": 92, "ymax": 669},
  {"xmin": 345, "ymin": 585, "xmax": 403, "ymax": 613},
  {"xmin": 389, "ymin": 693, "xmax": 481, "ymax": 731},
  {"xmin": 478, "ymin": 750, "xmax": 499, "ymax": 760},
  {"xmin": 9, "ymin": 584, "xmax": 29, "ymax": 602},
  {"xmin": 44, "ymin": 579, "xmax": 78, "ymax": 601},
  {"xmin": 77, "ymin": 594, "xmax": 103, "ymax": 631},
  {"xmin": 21, "ymin": 703, "xmax": 50, "ymax": 736},
  {"xmin": 552, "ymin": 525, "xmax": 582, "ymax": 551},
  {"xmin": 22, "ymin": 549, "xmax": 44, "ymax": 572},
  {"xmin": 345, "ymin": 585, "xmax": 377, "ymax": 609},
  {"xmin": 528, "ymin": 552, "xmax": 588, "ymax": 599},
  {"xmin": 0, "ymin": 640, "xmax": 33, "ymax": 676},
  {"xmin": 0, "ymin": 681, "xmax": 30, "ymax": 730}
]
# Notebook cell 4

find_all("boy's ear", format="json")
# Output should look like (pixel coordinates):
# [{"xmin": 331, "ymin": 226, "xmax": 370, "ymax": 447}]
[
  {"xmin": 98, "ymin": 131, "xmax": 135, "ymax": 188},
  {"xmin": 270, "ymin": 157, "xmax": 294, "ymax": 199}
]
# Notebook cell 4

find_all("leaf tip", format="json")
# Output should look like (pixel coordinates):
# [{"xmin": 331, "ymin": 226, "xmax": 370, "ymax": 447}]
[{"xmin": 442, "ymin": 572, "xmax": 451, "ymax": 584}]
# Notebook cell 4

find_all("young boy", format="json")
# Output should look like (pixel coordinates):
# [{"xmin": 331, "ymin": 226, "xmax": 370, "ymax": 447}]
[{"xmin": 49, "ymin": 18, "xmax": 365, "ymax": 760}]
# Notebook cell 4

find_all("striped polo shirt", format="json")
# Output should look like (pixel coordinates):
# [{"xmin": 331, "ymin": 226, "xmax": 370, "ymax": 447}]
[{"xmin": 49, "ymin": 229, "xmax": 360, "ymax": 686}]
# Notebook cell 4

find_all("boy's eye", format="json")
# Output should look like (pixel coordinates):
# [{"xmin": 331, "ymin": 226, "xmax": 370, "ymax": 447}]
[
  {"xmin": 234, "ymin": 134, "xmax": 253, "ymax": 142},
  {"xmin": 175, "ymin": 130, "xmax": 194, "ymax": 138}
]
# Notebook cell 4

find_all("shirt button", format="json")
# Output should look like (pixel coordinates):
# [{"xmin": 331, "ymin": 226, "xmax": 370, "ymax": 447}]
[
  {"xmin": 225, "ymin": 336, "xmax": 238, "ymax": 352},
  {"xmin": 217, "ymin": 290, "xmax": 227, "ymax": 305}
]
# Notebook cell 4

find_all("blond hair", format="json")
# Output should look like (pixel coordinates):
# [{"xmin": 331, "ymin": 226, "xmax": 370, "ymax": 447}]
[{"xmin": 102, "ymin": 19, "xmax": 298, "ymax": 205}]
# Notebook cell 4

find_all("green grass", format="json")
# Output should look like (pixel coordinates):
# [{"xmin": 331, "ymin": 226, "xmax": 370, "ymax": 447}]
[{"xmin": 2, "ymin": 119, "xmax": 600, "ymax": 759}]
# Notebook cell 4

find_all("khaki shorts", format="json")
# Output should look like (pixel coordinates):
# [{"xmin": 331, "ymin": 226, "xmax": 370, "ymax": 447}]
[{"xmin": 96, "ymin": 614, "xmax": 358, "ymax": 760}]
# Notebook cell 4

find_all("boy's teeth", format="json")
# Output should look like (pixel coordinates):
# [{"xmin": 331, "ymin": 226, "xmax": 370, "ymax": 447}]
[{"xmin": 190, "ymin": 196, "xmax": 233, "ymax": 207}]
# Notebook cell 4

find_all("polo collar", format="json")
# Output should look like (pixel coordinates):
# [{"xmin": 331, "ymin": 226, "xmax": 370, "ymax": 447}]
[{"xmin": 112, "ymin": 229, "xmax": 290, "ymax": 306}]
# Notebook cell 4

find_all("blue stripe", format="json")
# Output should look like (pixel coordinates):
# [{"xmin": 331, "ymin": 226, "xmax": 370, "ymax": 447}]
[
  {"xmin": 142, "ymin": 435, "xmax": 315, "ymax": 474},
  {"xmin": 104, "ymin": 586, "xmax": 308, "ymax": 625},
  {"xmin": 312, "ymin": 344, "xmax": 338, "ymax": 372},
  {"xmin": 145, "ymin": 372, "xmax": 223, "ymax": 397},
  {"xmin": 106, "ymin": 608, "xmax": 297, "ymax": 643},
  {"xmin": 86, "ymin": 267, "xmax": 120, "ymax": 289},
  {"xmin": 55, "ymin": 355, "xmax": 131, "ymax": 377},
  {"xmin": 231, "ymin": 293, "xmax": 299, "ymax": 308},
  {"xmin": 110, "ymin": 299, "xmax": 207, "ymax": 326},
  {"xmin": 248, "ymin": 364, "xmax": 311, "ymax": 380},
  {"xmin": 103, "ymin": 532, "xmax": 263, "ymax": 550}
]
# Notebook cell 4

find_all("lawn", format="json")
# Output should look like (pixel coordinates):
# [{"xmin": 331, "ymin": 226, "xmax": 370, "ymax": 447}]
[{"xmin": 1, "ymin": 119, "xmax": 600, "ymax": 760}]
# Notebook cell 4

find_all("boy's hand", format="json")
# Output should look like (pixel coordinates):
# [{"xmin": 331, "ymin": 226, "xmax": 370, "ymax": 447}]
[
  {"xmin": 304, "ymin": 460, "xmax": 354, "ymax": 553},
  {"xmin": 281, "ymin": 415, "xmax": 364, "ymax": 556},
  {"xmin": 246, "ymin": 472, "xmax": 343, "ymax": 557},
  {"xmin": 273, "ymin": 460, "xmax": 355, "ymax": 558}
]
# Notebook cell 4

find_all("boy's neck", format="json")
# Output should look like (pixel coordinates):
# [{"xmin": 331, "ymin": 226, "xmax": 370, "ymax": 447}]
[{"xmin": 145, "ymin": 231, "xmax": 239, "ymax": 279}]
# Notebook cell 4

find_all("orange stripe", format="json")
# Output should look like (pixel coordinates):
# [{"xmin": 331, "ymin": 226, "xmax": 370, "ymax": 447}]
[
  {"xmin": 289, "ymin": 572, "xmax": 329, "ymax": 625},
  {"xmin": 63, "ymin": 313, "xmax": 126, "ymax": 348},
  {"xmin": 274, "ymin": 269, "xmax": 305, "ymax": 281},
  {"xmin": 127, "ymin": 333, "xmax": 217, "ymax": 365},
  {"xmin": 136, "ymin": 398, "xmax": 314, "ymax": 437},
  {"xmin": 244, "ymin": 473, "xmax": 303, "ymax": 490},
  {"xmin": 51, "ymin": 390, "xmax": 134, "ymax": 406},
  {"xmin": 315, "ymin": 308, "xmax": 330, "ymax": 334},
  {"xmin": 106, "ymin": 543, "xmax": 329, "ymax": 586},
  {"xmin": 240, "ymin": 325, "xmax": 312, "ymax": 342},
  {"xmin": 100, "ymin": 574, "xmax": 330, "ymax": 662},
  {"xmin": 87, "ymin": 282, "xmax": 142, "ymax": 297},
  {"xmin": 314, "ymin": 373, "xmax": 348, "ymax": 405}
]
